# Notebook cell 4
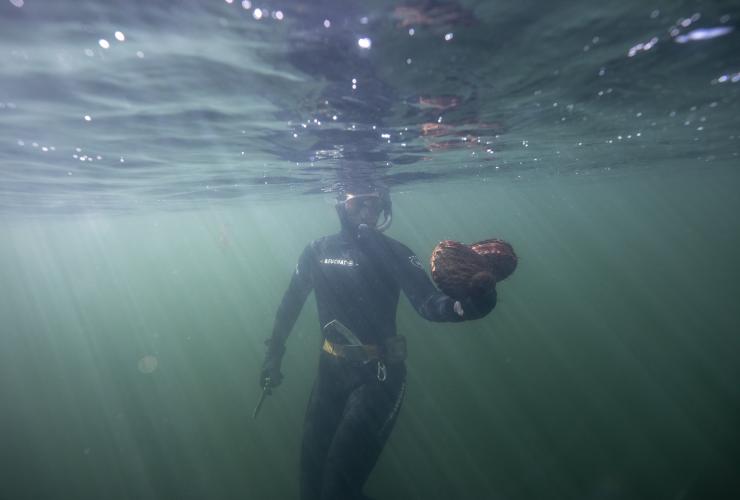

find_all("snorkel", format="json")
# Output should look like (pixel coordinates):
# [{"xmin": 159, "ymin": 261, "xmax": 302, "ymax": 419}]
[{"xmin": 376, "ymin": 200, "xmax": 392, "ymax": 232}]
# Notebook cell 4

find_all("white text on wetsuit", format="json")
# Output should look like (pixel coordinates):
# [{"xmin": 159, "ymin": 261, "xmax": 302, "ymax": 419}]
[{"xmin": 320, "ymin": 258, "xmax": 357, "ymax": 267}]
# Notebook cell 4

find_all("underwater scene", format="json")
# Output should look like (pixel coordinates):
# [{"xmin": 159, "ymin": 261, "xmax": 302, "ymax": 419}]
[{"xmin": 1, "ymin": 0, "xmax": 739, "ymax": 499}]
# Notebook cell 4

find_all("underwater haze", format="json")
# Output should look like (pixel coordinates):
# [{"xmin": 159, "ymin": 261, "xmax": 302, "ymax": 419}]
[{"xmin": 1, "ymin": 0, "xmax": 740, "ymax": 499}]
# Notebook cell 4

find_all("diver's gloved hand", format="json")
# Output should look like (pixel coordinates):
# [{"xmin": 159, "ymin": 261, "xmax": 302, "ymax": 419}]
[
  {"xmin": 259, "ymin": 339, "xmax": 286, "ymax": 388},
  {"xmin": 453, "ymin": 288, "xmax": 497, "ymax": 320}
]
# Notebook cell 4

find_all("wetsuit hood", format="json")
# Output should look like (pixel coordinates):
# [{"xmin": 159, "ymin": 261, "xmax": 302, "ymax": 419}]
[{"xmin": 335, "ymin": 183, "xmax": 393, "ymax": 236}]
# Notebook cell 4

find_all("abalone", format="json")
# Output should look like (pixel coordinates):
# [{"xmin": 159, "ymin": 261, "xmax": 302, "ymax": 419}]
[
  {"xmin": 430, "ymin": 238, "xmax": 518, "ymax": 299},
  {"xmin": 470, "ymin": 239, "xmax": 518, "ymax": 282},
  {"xmin": 430, "ymin": 240, "xmax": 495, "ymax": 300}
]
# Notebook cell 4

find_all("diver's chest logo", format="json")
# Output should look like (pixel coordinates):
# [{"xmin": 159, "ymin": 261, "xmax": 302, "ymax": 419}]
[
  {"xmin": 321, "ymin": 258, "xmax": 357, "ymax": 267},
  {"xmin": 409, "ymin": 255, "xmax": 423, "ymax": 270}
]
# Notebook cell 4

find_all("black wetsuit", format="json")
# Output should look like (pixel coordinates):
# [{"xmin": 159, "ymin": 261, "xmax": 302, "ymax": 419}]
[{"xmin": 270, "ymin": 227, "xmax": 496, "ymax": 500}]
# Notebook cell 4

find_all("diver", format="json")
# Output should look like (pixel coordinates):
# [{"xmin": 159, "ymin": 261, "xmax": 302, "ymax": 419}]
[{"xmin": 259, "ymin": 180, "xmax": 497, "ymax": 500}]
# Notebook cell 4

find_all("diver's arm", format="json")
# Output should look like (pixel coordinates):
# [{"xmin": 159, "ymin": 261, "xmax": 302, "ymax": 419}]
[
  {"xmin": 396, "ymin": 243, "xmax": 496, "ymax": 322},
  {"xmin": 260, "ymin": 245, "xmax": 314, "ymax": 387},
  {"xmin": 270, "ymin": 244, "xmax": 315, "ymax": 346}
]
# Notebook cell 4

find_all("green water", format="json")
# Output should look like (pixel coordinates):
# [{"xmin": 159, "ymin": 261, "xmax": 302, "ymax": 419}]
[{"xmin": 1, "ymin": 164, "xmax": 739, "ymax": 500}]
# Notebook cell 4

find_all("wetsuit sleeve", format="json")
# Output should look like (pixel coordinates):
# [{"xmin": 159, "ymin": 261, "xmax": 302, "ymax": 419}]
[
  {"xmin": 395, "ymin": 243, "xmax": 496, "ymax": 323},
  {"xmin": 270, "ymin": 244, "xmax": 315, "ymax": 346}
]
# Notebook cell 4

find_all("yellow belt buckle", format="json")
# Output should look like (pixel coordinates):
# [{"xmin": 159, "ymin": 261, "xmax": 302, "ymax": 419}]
[{"xmin": 322, "ymin": 338, "xmax": 334, "ymax": 356}]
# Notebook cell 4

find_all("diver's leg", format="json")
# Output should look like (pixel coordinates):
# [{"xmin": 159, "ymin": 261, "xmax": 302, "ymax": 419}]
[
  {"xmin": 320, "ymin": 365, "xmax": 406, "ymax": 500},
  {"xmin": 300, "ymin": 357, "xmax": 345, "ymax": 500}
]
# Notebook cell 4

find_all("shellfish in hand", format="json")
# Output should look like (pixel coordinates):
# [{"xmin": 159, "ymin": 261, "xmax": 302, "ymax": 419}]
[{"xmin": 430, "ymin": 239, "xmax": 517, "ymax": 300}]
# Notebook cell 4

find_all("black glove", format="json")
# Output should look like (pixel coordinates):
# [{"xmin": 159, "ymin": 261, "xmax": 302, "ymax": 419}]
[
  {"xmin": 259, "ymin": 339, "xmax": 285, "ymax": 388},
  {"xmin": 455, "ymin": 288, "xmax": 497, "ymax": 320}
]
